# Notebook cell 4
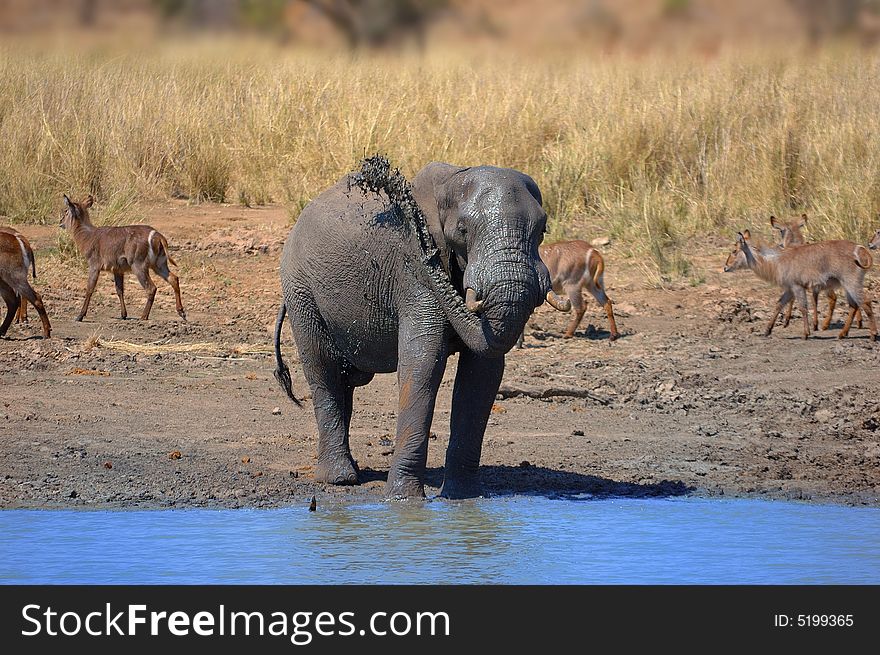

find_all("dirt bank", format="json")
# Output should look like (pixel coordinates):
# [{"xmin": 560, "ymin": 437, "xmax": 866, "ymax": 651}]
[{"xmin": 2, "ymin": 202, "xmax": 879, "ymax": 509}]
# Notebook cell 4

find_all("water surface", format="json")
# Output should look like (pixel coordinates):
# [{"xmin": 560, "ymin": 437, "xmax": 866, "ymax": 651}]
[{"xmin": 1, "ymin": 497, "xmax": 878, "ymax": 584}]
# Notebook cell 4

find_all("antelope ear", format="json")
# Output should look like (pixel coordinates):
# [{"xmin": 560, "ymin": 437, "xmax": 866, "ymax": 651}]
[
  {"xmin": 63, "ymin": 194, "xmax": 73, "ymax": 209},
  {"xmin": 770, "ymin": 215, "xmax": 779, "ymax": 229},
  {"xmin": 798, "ymin": 213, "xmax": 807, "ymax": 228},
  {"xmin": 736, "ymin": 231, "xmax": 746, "ymax": 244},
  {"xmin": 742, "ymin": 229, "xmax": 751, "ymax": 240},
  {"xmin": 84, "ymin": 195, "xmax": 94, "ymax": 208}
]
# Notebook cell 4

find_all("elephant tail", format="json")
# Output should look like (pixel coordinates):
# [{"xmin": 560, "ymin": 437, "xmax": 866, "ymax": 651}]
[{"xmin": 273, "ymin": 303, "xmax": 302, "ymax": 407}]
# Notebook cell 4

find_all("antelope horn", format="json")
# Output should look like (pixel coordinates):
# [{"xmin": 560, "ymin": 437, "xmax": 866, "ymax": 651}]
[
  {"xmin": 546, "ymin": 291, "xmax": 571, "ymax": 312},
  {"xmin": 465, "ymin": 288, "xmax": 485, "ymax": 314}
]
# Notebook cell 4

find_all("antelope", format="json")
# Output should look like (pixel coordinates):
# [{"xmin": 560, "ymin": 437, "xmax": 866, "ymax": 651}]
[
  {"xmin": 0, "ymin": 226, "xmax": 35, "ymax": 324},
  {"xmin": 770, "ymin": 214, "xmax": 861, "ymax": 331},
  {"xmin": 724, "ymin": 230, "xmax": 876, "ymax": 340},
  {"xmin": 536, "ymin": 240, "xmax": 619, "ymax": 340},
  {"xmin": 0, "ymin": 231, "xmax": 50, "ymax": 338},
  {"xmin": 869, "ymin": 228, "xmax": 880, "ymax": 251},
  {"xmin": 61, "ymin": 195, "xmax": 186, "ymax": 322}
]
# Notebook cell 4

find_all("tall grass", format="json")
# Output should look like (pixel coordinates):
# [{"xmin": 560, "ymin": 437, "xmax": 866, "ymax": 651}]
[{"xmin": 2, "ymin": 41, "xmax": 880, "ymax": 280}]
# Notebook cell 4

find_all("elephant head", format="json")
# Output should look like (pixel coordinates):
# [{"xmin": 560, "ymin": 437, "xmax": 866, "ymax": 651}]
[{"xmin": 410, "ymin": 162, "xmax": 563, "ymax": 356}]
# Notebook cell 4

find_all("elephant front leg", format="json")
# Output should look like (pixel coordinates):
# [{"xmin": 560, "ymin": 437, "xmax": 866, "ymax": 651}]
[
  {"xmin": 385, "ymin": 334, "xmax": 448, "ymax": 500},
  {"xmin": 440, "ymin": 350, "xmax": 505, "ymax": 499}
]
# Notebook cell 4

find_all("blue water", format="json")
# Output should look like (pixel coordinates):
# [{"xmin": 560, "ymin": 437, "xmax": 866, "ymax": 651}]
[{"xmin": 1, "ymin": 497, "xmax": 878, "ymax": 584}]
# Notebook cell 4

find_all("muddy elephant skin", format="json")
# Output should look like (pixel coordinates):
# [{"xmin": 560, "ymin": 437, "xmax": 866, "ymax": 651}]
[{"xmin": 275, "ymin": 161, "xmax": 553, "ymax": 499}]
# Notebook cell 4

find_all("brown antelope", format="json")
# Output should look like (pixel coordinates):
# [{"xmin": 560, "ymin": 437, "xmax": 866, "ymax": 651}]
[
  {"xmin": 0, "ymin": 231, "xmax": 50, "ymax": 338},
  {"xmin": 0, "ymin": 226, "xmax": 35, "ymax": 324},
  {"xmin": 537, "ymin": 240, "xmax": 620, "ymax": 340},
  {"xmin": 724, "ymin": 230, "xmax": 876, "ymax": 340},
  {"xmin": 61, "ymin": 195, "xmax": 186, "ymax": 322},
  {"xmin": 769, "ymin": 214, "xmax": 861, "ymax": 331}
]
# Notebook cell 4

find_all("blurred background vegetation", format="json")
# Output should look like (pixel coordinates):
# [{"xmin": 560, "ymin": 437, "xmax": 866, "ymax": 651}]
[{"xmin": 2, "ymin": 0, "xmax": 880, "ymax": 283}]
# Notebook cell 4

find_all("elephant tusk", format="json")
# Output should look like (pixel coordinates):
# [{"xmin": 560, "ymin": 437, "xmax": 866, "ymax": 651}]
[
  {"xmin": 465, "ymin": 288, "xmax": 485, "ymax": 314},
  {"xmin": 546, "ymin": 291, "xmax": 571, "ymax": 312}
]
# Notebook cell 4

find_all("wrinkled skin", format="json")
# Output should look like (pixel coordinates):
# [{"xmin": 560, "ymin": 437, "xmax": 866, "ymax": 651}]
[{"xmin": 277, "ymin": 162, "xmax": 553, "ymax": 499}]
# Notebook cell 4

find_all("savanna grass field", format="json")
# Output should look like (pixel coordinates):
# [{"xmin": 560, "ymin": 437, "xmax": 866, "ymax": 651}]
[{"xmin": 1, "ymin": 37, "xmax": 879, "ymax": 508}]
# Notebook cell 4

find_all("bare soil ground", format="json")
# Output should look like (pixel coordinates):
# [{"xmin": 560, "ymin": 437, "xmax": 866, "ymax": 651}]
[{"xmin": 2, "ymin": 202, "xmax": 879, "ymax": 509}]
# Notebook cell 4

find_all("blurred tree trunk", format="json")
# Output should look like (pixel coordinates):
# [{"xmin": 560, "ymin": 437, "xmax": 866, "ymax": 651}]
[{"xmin": 301, "ymin": 0, "xmax": 446, "ymax": 49}]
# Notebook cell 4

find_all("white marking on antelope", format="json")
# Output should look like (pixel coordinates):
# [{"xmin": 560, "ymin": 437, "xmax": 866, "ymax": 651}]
[
  {"xmin": 14, "ymin": 235, "xmax": 30, "ymax": 271},
  {"xmin": 147, "ymin": 229, "xmax": 156, "ymax": 261}
]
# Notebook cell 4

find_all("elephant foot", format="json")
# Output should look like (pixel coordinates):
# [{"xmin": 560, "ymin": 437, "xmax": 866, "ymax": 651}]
[
  {"xmin": 315, "ymin": 455, "xmax": 359, "ymax": 485},
  {"xmin": 384, "ymin": 472, "xmax": 425, "ymax": 500},
  {"xmin": 439, "ymin": 473, "xmax": 483, "ymax": 499}
]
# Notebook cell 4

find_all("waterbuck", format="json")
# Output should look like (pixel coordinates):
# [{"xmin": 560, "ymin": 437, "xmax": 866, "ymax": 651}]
[
  {"xmin": 0, "ymin": 231, "xmax": 50, "ymax": 338},
  {"xmin": 724, "ymin": 230, "xmax": 875, "ymax": 340},
  {"xmin": 0, "ymin": 226, "xmax": 35, "ymax": 324},
  {"xmin": 769, "ymin": 214, "xmax": 863, "ymax": 331},
  {"xmin": 61, "ymin": 195, "xmax": 186, "ymax": 322}
]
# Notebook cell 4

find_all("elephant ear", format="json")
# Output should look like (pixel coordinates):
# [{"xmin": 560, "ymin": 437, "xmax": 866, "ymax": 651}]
[{"xmin": 411, "ymin": 162, "xmax": 468, "ymax": 274}]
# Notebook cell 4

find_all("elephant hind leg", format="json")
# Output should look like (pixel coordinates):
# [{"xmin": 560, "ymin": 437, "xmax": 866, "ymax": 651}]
[{"xmin": 288, "ymin": 291, "xmax": 359, "ymax": 485}]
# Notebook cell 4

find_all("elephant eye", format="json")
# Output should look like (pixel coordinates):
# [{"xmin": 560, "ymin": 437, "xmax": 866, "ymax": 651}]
[{"xmin": 456, "ymin": 219, "xmax": 467, "ymax": 235}]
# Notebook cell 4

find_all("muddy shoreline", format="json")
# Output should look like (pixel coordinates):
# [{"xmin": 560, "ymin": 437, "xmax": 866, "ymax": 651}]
[{"xmin": 2, "ymin": 203, "xmax": 879, "ymax": 510}]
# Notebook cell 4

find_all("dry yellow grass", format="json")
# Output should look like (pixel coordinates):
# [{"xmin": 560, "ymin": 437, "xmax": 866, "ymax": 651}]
[{"xmin": 2, "ymin": 40, "xmax": 880, "ymax": 280}]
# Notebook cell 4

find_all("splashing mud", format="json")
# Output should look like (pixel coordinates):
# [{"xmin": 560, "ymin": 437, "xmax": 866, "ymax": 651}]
[{"xmin": 351, "ymin": 154, "xmax": 441, "ymax": 269}]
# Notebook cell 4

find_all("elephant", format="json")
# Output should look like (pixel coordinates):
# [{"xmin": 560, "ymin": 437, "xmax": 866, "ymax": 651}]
[{"xmin": 273, "ymin": 156, "xmax": 568, "ymax": 499}]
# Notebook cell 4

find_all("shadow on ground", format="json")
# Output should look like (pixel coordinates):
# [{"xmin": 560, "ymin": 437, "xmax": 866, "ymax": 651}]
[{"xmin": 361, "ymin": 465, "xmax": 693, "ymax": 499}]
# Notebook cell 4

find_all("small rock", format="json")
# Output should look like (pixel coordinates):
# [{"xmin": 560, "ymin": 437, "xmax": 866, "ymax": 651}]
[
  {"xmin": 519, "ymin": 460, "xmax": 532, "ymax": 468},
  {"xmin": 241, "ymin": 456, "xmax": 251, "ymax": 464},
  {"xmin": 68, "ymin": 490, "xmax": 78, "ymax": 498},
  {"xmin": 168, "ymin": 450, "xmax": 182, "ymax": 460},
  {"xmin": 379, "ymin": 435, "xmax": 393, "ymax": 447},
  {"xmin": 103, "ymin": 461, "xmax": 113, "ymax": 469},
  {"xmin": 380, "ymin": 449, "xmax": 394, "ymax": 456},
  {"xmin": 271, "ymin": 407, "xmax": 281, "ymax": 416},
  {"xmin": 591, "ymin": 237, "xmax": 611, "ymax": 247},
  {"xmin": 814, "ymin": 409, "xmax": 835, "ymax": 424},
  {"xmin": 571, "ymin": 429, "xmax": 585, "ymax": 436}
]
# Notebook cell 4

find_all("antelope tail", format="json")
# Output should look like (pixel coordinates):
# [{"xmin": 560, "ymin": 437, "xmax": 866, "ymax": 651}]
[
  {"xmin": 151, "ymin": 231, "xmax": 177, "ymax": 267},
  {"xmin": 586, "ymin": 248, "xmax": 604, "ymax": 287}
]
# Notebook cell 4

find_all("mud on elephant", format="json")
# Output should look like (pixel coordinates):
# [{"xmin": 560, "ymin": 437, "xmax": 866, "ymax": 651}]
[{"xmin": 274, "ymin": 156, "xmax": 565, "ymax": 499}]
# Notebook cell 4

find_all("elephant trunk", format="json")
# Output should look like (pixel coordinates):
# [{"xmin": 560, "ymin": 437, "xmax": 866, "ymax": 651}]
[
  {"xmin": 437, "ymin": 258, "xmax": 545, "ymax": 355},
  {"xmin": 425, "ymin": 266, "xmax": 507, "ymax": 357},
  {"xmin": 546, "ymin": 290, "xmax": 571, "ymax": 312}
]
